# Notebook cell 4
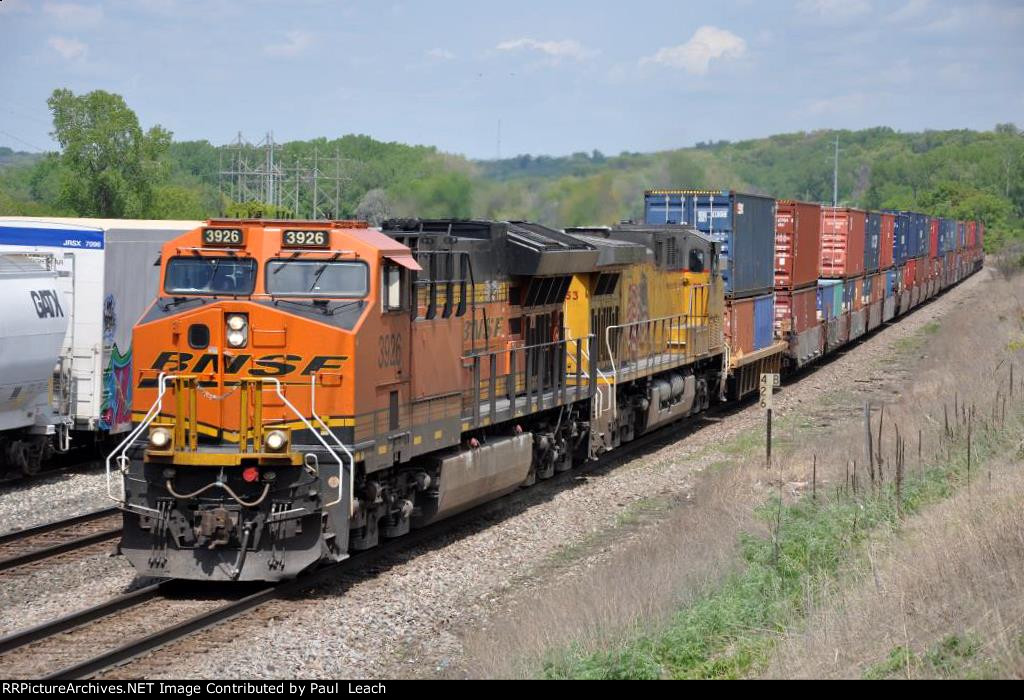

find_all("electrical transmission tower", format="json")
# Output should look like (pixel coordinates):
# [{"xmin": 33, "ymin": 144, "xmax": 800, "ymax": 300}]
[{"xmin": 218, "ymin": 132, "xmax": 352, "ymax": 219}]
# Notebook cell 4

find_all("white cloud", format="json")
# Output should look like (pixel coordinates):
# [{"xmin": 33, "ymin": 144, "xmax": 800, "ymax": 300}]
[
  {"xmin": 265, "ymin": 30, "xmax": 314, "ymax": 57},
  {"xmin": 496, "ymin": 38, "xmax": 596, "ymax": 62},
  {"xmin": 797, "ymin": 0, "xmax": 871, "ymax": 23},
  {"xmin": 43, "ymin": 2, "xmax": 103, "ymax": 26},
  {"xmin": 640, "ymin": 26, "xmax": 746, "ymax": 75},
  {"xmin": 47, "ymin": 36, "xmax": 88, "ymax": 62},
  {"xmin": 808, "ymin": 92, "xmax": 867, "ymax": 116},
  {"xmin": 426, "ymin": 48, "xmax": 455, "ymax": 61}
]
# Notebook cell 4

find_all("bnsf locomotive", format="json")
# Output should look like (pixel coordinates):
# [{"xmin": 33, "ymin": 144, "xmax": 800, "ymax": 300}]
[{"xmin": 110, "ymin": 218, "xmax": 724, "ymax": 580}]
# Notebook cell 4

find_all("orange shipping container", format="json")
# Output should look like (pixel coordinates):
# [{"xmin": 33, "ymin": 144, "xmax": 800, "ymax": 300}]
[
  {"xmin": 725, "ymin": 297, "xmax": 759, "ymax": 355},
  {"xmin": 871, "ymin": 272, "xmax": 885, "ymax": 303},
  {"xmin": 879, "ymin": 213, "xmax": 895, "ymax": 269},
  {"xmin": 774, "ymin": 286, "xmax": 818, "ymax": 336},
  {"xmin": 821, "ymin": 208, "xmax": 867, "ymax": 279},
  {"xmin": 774, "ymin": 201, "xmax": 821, "ymax": 290}
]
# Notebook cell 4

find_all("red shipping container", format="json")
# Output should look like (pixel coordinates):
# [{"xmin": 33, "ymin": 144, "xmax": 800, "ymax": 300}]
[
  {"xmin": 774, "ymin": 201, "xmax": 821, "ymax": 290},
  {"xmin": 903, "ymin": 259, "xmax": 916, "ymax": 289},
  {"xmin": 916, "ymin": 257, "xmax": 929, "ymax": 285},
  {"xmin": 929, "ymin": 218, "xmax": 939, "ymax": 259},
  {"xmin": 879, "ymin": 212, "xmax": 895, "ymax": 269},
  {"xmin": 774, "ymin": 286, "xmax": 817, "ymax": 336},
  {"xmin": 820, "ymin": 207, "xmax": 866, "ymax": 278},
  {"xmin": 967, "ymin": 221, "xmax": 977, "ymax": 249}
]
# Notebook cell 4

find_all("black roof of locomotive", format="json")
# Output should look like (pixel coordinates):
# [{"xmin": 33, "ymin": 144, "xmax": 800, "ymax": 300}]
[{"xmin": 380, "ymin": 218, "xmax": 600, "ymax": 277}]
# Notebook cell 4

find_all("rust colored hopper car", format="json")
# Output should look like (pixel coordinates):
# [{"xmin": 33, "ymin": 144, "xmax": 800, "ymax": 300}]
[{"xmin": 112, "ymin": 219, "xmax": 726, "ymax": 581}]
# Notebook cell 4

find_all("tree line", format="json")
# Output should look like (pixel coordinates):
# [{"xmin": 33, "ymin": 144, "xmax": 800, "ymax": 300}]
[{"xmin": 0, "ymin": 89, "xmax": 1020, "ymax": 251}]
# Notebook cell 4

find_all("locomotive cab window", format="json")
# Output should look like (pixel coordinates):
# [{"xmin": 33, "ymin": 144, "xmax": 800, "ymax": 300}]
[
  {"xmin": 689, "ymin": 248, "xmax": 706, "ymax": 273},
  {"xmin": 266, "ymin": 259, "xmax": 368, "ymax": 297},
  {"xmin": 164, "ymin": 257, "xmax": 257, "ymax": 296},
  {"xmin": 382, "ymin": 262, "xmax": 407, "ymax": 312}
]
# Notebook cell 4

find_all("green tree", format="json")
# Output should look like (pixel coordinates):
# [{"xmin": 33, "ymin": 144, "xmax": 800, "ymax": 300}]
[
  {"xmin": 47, "ymin": 88, "xmax": 171, "ymax": 217},
  {"xmin": 223, "ymin": 199, "xmax": 294, "ymax": 219},
  {"xmin": 393, "ymin": 172, "xmax": 473, "ymax": 218}
]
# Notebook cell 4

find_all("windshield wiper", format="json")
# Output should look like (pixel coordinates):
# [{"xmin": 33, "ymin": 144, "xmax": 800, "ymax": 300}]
[
  {"xmin": 272, "ymin": 298, "xmax": 362, "ymax": 317},
  {"xmin": 161, "ymin": 296, "xmax": 206, "ymax": 311}
]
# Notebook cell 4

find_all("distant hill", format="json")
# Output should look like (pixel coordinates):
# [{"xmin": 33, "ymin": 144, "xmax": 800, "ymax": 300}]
[{"xmin": 1, "ymin": 126, "xmax": 1021, "ymax": 249}]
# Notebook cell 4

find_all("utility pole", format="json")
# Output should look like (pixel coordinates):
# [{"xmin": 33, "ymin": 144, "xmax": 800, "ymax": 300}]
[{"xmin": 832, "ymin": 135, "xmax": 840, "ymax": 207}]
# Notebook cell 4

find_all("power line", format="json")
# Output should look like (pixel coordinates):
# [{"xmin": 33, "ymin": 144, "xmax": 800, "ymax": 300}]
[
  {"xmin": 218, "ymin": 132, "xmax": 351, "ymax": 218},
  {"xmin": 0, "ymin": 128, "xmax": 48, "ymax": 153}
]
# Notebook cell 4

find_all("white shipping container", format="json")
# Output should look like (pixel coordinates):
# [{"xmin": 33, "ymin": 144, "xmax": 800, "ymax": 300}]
[{"xmin": 0, "ymin": 218, "xmax": 202, "ymax": 435}]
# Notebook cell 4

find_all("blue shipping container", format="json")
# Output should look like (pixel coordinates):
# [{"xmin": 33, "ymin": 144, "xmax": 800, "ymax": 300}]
[
  {"xmin": 644, "ymin": 190, "xmax": 775, "ymax": 298},
  {"xmin": 753, "ymin": 293, "xmax": 774, "ymax": 351},
  {"xmin": 843, "ymin": 279, "xmax": 857, "ymax": 313},
  {"xmin": 817, "ymin": 279, "xmax": 843, "ymax": 321},
  {"xmin": 887, "ymin": 211, "xmax": 911, "ymax": 265},
  {"xmin": 940, "ymin": 218, "xmax": 957, "ymax": 254},
  {"xmin": 865, "ymin": 213, "xmax": 881, "ymax": 273},
  {"xmin": 885, "ymin": 269, "xmax": 897, "ymax": 298}
]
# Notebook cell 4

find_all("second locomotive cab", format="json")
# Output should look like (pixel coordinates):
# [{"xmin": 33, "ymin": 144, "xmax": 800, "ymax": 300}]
[{"xmin": 111, "ymin": 218, "xmax": 726, "ymax": 581}]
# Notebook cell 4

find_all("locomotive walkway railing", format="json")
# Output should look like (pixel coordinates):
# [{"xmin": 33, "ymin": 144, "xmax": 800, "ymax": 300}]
[
  {"xmin": 603, "ymin": 285, "xmax": 712, "ymax": 419},
  {"xmin": 462, "ymin": 334, "xmax": 595, "ymax": 427}
]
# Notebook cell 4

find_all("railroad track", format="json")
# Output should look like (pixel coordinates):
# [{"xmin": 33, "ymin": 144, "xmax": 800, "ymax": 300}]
[
  {"xmin": 0, "ymin": 508, "xmax": 121, "ymax": 575},
  {"xmin": 0, "ymin": 409, "xmax": 706, "ymax": 680}
]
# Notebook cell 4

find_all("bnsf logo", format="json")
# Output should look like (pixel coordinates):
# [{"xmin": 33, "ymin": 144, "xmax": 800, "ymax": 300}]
[
  {"xmin": 30, "ymin": 290, "xmax": 64, "ymax": 319},
  {"xmin": 144, "ymin": 352, "xmax": 346, "ymax": 382}
]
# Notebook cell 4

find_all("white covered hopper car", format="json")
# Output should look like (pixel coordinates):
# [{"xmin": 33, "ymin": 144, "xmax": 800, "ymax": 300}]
[{"xmin": 0, "ymin": 218, "xmax": 201, "ymax": 475}]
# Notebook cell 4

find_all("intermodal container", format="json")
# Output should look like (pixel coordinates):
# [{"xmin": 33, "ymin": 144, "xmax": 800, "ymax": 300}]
[
  {"xmin": 915, "ymin": 257, "xmax": 929, "ymax": 285},
  {"xmin": 939, "ymin": 218, "xmax": 956, "ymax": 255},
  {"xmin": 644, "ymin": 190, "xmax": 776, "ymax": 298},
  {"xmin": 754, "ymin": 293, "xmax": 774, "ymax": 351},
  {"xmin": 864, "ymin": 212, "xmax": 881, "ymax": 273},
  {"xmin": 871, "ymin": 271, "xmax": 885, "ymax": 303},
  {"xmin": 957, "ymin": 221, "xmax": 966, "ymax": 250},
  {"xmin": 725, "ymin": 292, "xmax": 775, "ymax": 355},
  {"xmin": 879, "ymin": 212, "xmax": 895, "ymax": 269},
  {"xmin": 885, "ymin": 269, "xmax": 897, "ymax": 298},
  {"xmin": 903, "ymin": 259, "xmax": 917, "ymax": 290},
  {"xmin": 887, "ymin": 211, "xmax": 911, "ymax": 265},
  {"xmin": 861, "ymin": 276, "xmax": 872, "ymax": 307},
  {"xmin": 978, "ymin": 221, "xmax": 985, "ymax": 250},
  {"xmin": 929, "ymin": 217, "xmax": 939, "ymax": 259},
  {"xmin": 844, "ymin": 278, "xmax": 857, "ymax": 313},
  {"xmin": 820, "ymin": 207, "xmax": 866, "ymax": 278},
  {"xmin": 817, "ymin": 279, "xmax": 843, "ymax": 321},
  {"xmin": 967, "ymin": 221, "xmax": 977, "ymax": 248},
  {"xmin": 774, "ymin": 200, "xmax": 821, "ymax": 290},
  {"xmin": 775, "ymin": 285, "xmax": 817, "ymax": 336},
  {"xmin": 910, "ymin": 213, "xmax": 928, "ymax": 259}
]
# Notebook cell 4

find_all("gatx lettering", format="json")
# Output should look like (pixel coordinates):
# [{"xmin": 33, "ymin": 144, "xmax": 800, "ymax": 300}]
[{"xmin": 30, "ymin": 290, "xmax": 64, "ymax": 319}]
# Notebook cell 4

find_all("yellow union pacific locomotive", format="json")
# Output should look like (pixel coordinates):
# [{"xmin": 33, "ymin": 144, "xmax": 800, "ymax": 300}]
[{"xmin": 110, "ymin": 218, "xmax": 724, "ymax": 580}]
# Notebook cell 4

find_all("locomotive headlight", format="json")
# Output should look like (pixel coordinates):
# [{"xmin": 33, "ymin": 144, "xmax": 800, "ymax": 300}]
[
  {"xmin": 264, "ymin": 430, "xmax": 288, "ymax": 452},
  {"xmin": 149, "ymin": 427, "xmax": 173, "ymax": 450},
  {"xmin": 226, "ymin": 314, "xmax": 248, "ymax": 347}
]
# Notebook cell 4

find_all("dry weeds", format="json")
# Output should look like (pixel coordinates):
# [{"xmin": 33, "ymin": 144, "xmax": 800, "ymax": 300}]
[{"xmin": 461, "ymin": 267, "xmax": 1024, "ymax": 678}]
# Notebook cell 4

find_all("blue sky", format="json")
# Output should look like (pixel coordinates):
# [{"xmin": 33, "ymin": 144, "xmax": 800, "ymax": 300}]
[{"xmin": 1, "ymin": 0, "xmax": 1021, "ymax": 158}]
